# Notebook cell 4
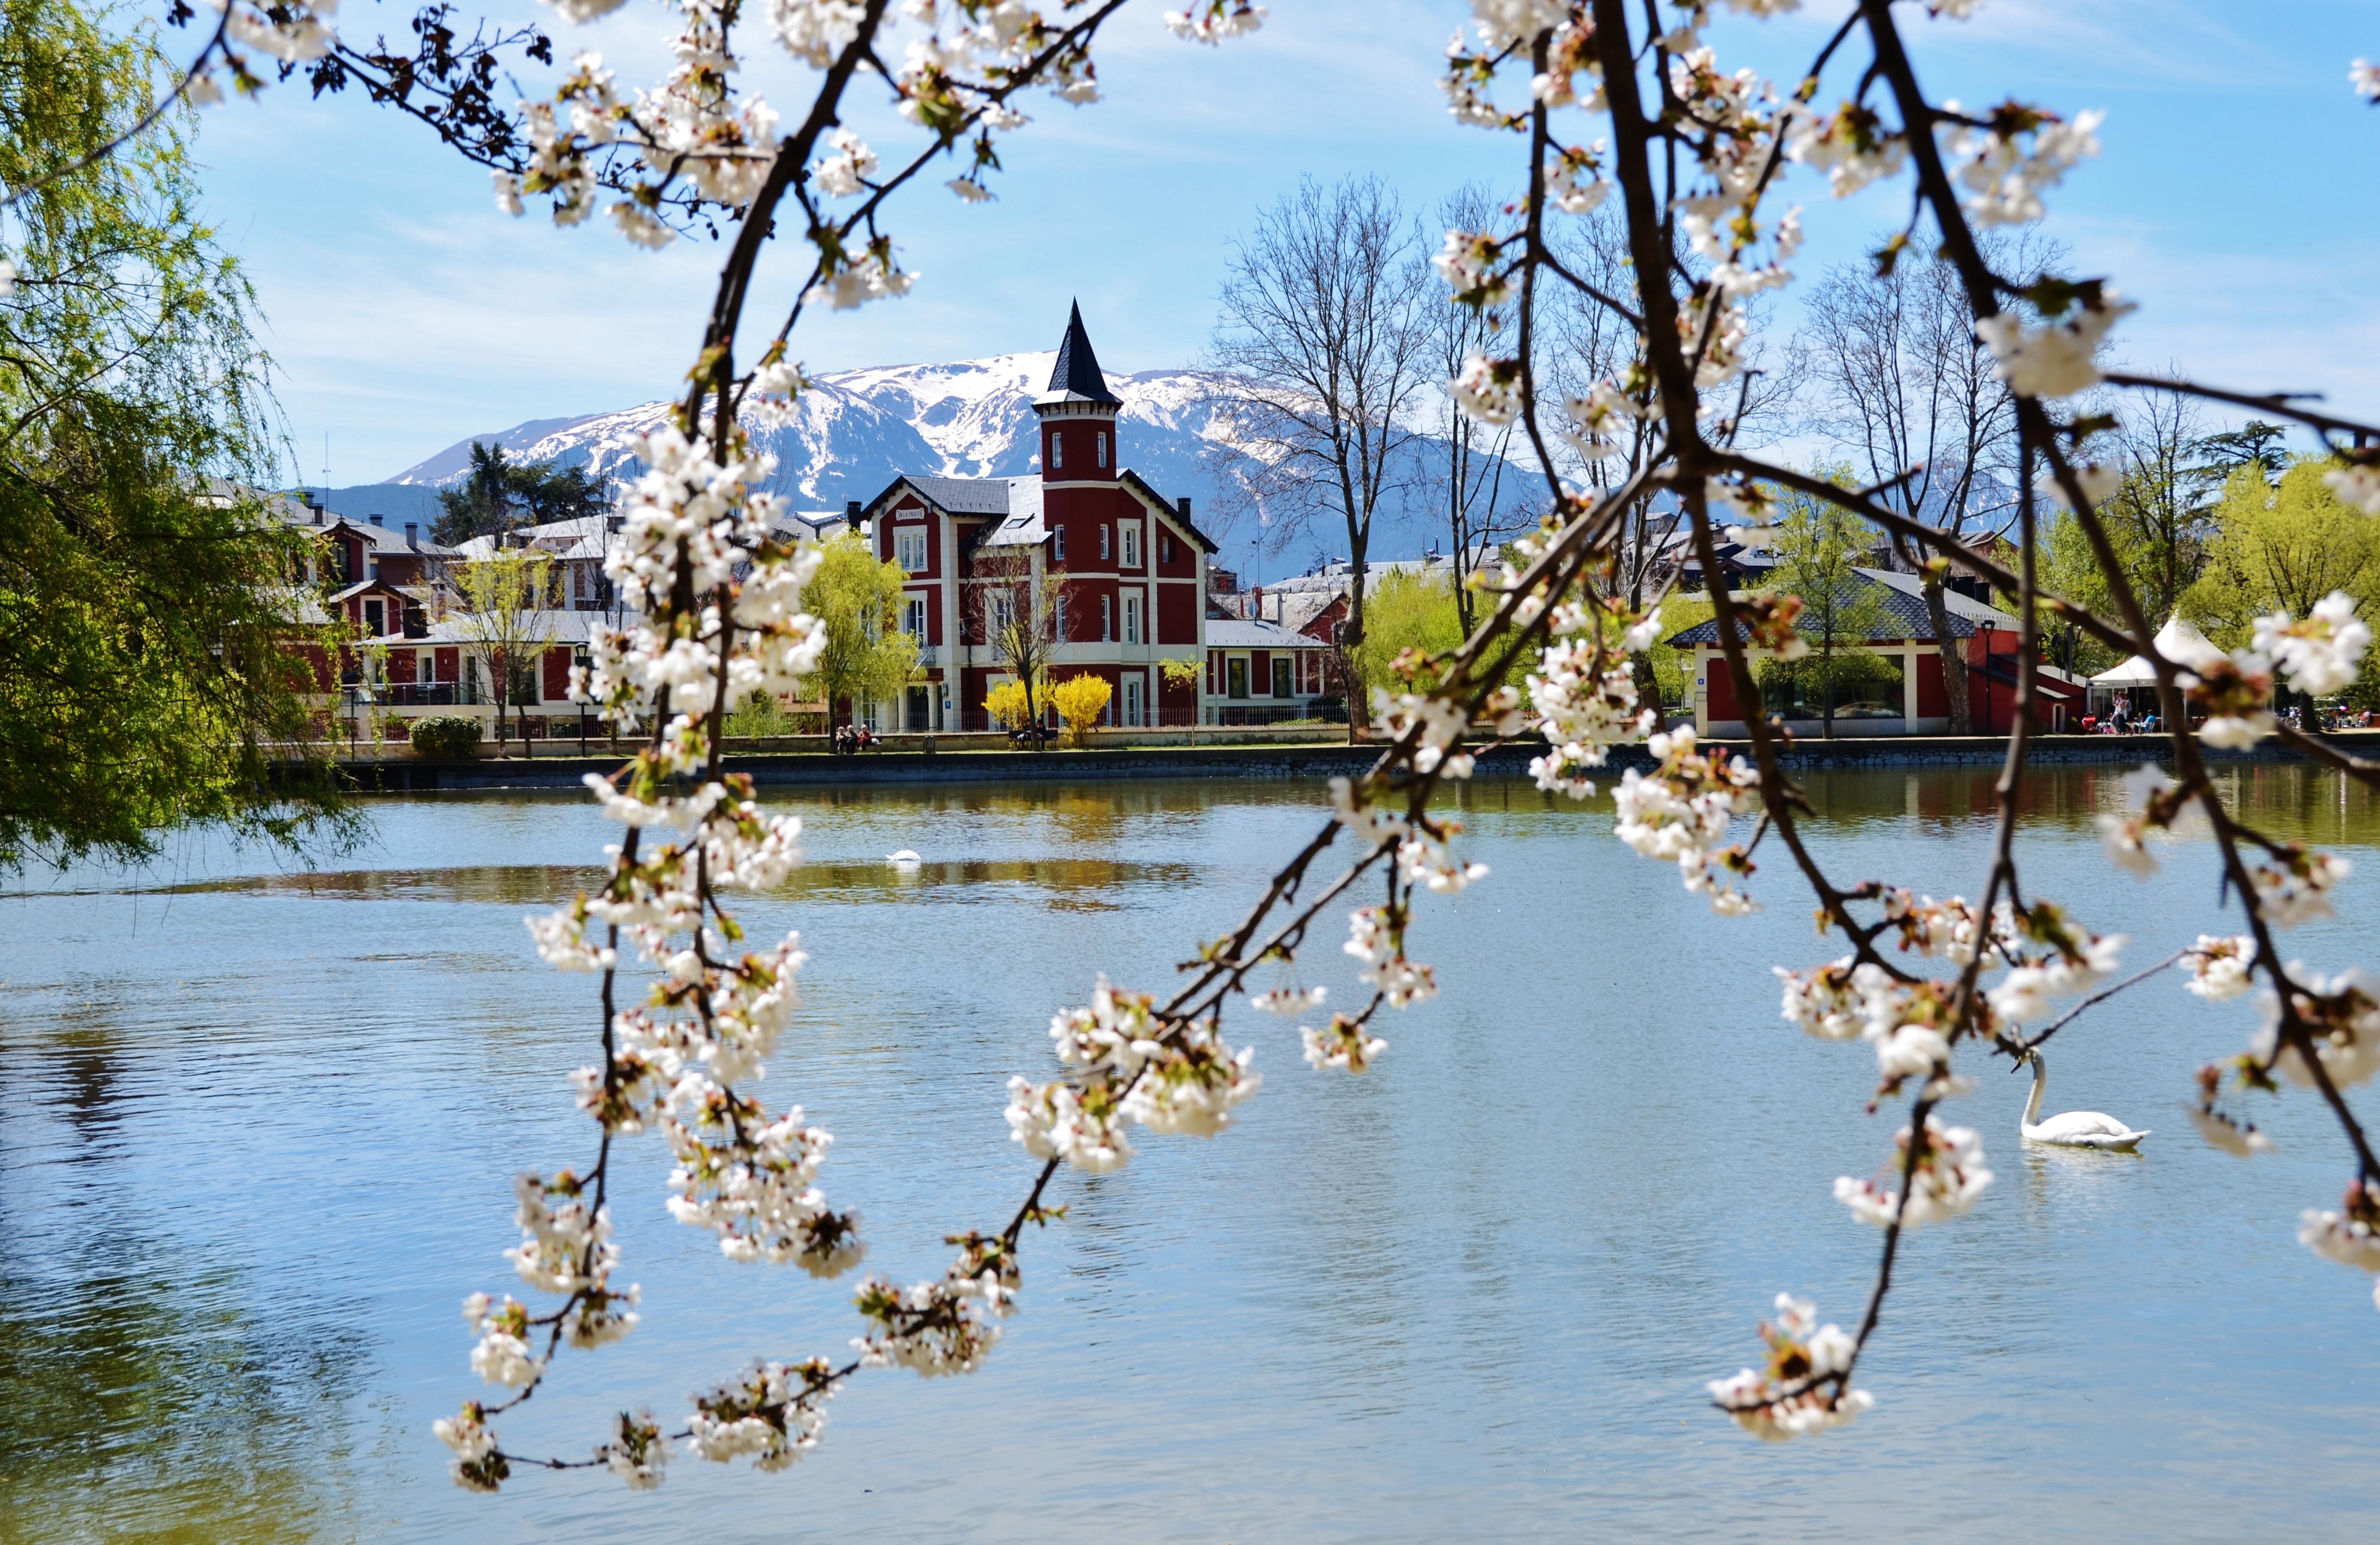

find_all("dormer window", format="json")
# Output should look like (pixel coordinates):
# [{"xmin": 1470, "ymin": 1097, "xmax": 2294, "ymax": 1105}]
[
  {"xmin": 1050, "ymin": 433, "xmax": 1063, "ymax": 470},
  {"xmin": 1096, "ymin": 432, "xmax": 1108, "ymax": 468}
]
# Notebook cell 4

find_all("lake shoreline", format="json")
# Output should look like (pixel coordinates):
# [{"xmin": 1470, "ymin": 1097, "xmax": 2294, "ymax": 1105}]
[{"xmin": 309, "ymin": 728, "xmax": 2380, "ymax": 792}]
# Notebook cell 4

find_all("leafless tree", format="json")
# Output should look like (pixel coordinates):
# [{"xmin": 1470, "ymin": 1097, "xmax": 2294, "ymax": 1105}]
[
  {"xmin": 966, "ymin": 544, "xmax": 1063, "ymax": 748},
  {"xmin": 2100, "ymin": 375, "xmax": 2209, "ymax": 625},
  {"xmin": 1426, "ymin": 184, "xmax": 1522, "ymax": 637},
  {"xmin": 1796, "ymin": 234, "xmax": 2052, "ymax": 731},
  {"xmin": 1208, "ymin": 175, "xmax": 1435, "ymax": 716}
]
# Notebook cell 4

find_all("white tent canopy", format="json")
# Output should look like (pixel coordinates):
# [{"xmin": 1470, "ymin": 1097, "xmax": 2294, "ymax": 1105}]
[{"xmin": 2092, "ymin": 616, "xmax": 2219, "ymax": 688}]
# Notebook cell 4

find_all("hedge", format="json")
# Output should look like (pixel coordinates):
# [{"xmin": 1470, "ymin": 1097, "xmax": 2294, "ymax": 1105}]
[{"xmin": 410, "ymin": 715, "xmax": 484, "ymax": 760}]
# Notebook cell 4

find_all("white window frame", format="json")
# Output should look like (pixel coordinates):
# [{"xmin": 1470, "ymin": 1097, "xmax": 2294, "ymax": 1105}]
[
  {"xmin": 1121, "ymin": 523, "xmax": 1140, "ymax": 568},
  {"xmin": 904, "ymin": 595, "xmax": 929, "ymax": 641},
  {"xmin": 1050, "ymin": 432, "xmax": 1063, "ymax": 470},
  {"xmin": 1052, "ymin": 525, "xmax": 1066, "ymax": 563},
  {"xmin": 1100, "ymin": 594, "xmax": 1113, "ymax": 642},
  {"xmin": 1054, "ymin": 592, "xmax": 1068, "ymax": 640},
  {"xmin": 895, "ymin": 529, "xmax": 927, "ymax": 572},
  {"xmin": 1124, "ymin": 593, "xmax": 1142, "ymax": 645},
  {"xmin": 1096, "ymin": 431, "xmax": 1108, "ymax": 468},
  {"xmin": 1273, "ymin": 654, "xmax": 1294, "ymax": 698},
  {"xmin": 1099, "ymin": 523, "xmax": 1110, "ymax": 561},
  {"xmin": 987, "ymin": 588, "xmax": 1015, "ymax": 639}
]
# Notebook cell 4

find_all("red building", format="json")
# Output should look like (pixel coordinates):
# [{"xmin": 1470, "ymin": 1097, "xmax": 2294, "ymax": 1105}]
[
  {"xmin": 859, "ymin": 305, "xmax": 1216, "ymax": 730},
  {"xmin": 1670, "ymin": 568, "xmax": 2086, "ymax": 736}
]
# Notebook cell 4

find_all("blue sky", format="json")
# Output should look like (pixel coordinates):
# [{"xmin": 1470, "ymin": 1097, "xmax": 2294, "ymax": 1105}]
[{"xmin": 181, "ymin": 0, "xmax": 2380, "ymax": 482}]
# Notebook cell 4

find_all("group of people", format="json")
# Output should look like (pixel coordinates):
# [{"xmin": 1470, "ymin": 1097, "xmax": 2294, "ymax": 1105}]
[
  {"xmin": 2080, "ymin": 698, "xmax": 2160, "ymax": 735},
  {"xmin": 830, "ymin": 723, "xmax": 881, "ymax": 755}
]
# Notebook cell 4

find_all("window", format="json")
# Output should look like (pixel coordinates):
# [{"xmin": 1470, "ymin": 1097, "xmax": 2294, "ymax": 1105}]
[
  {"xmin": 1124, "ymin": 594, "xmax": 1142, "ymax": 645},
  {"xmin": 364, "ymin": 599, "xmax": 385, "ymax": 637},
  {"xmin": 1050, "ymin": 432, "xmax": 1063, "ymax": 470},
  {"xmin": 1159, "ymin": 534, "xmax": 1174, "ymax": 565},
  {"xmin": 895, "ymin": 529, "xmax": 927, "ymax": 572},
  {"xmin": 1226, "ymin": 657, "xmax": 1249, "ymax": 699},
  {"xmin": 1100, "ymin": 594, "xmax": 1113, "ymax": 641},
  {"xmin": 1273, "ymin": 655, "xmax": 1294, "ymax": 698},
  {"xmin": 1124, "ymin": 676, "xmax": 1143, "ymax": 727},
  {"xmin": 1096, "ymin": 431, "xmax": 1108, "ymax": 468},
  {"xmin": 1098, "ymin": 523, "xmax": 1110, "ymax": 561},
  {"xmin": 1052, "ymin": 525, "xmax": 1066, "ymax": 563},
  {"xmin": 903, "ymin": 595, "xmax": 929, "ymax": 641},
  {"xmin": 988, "ymin": 589, "xmax": 1015, "ymax": 640},
  {"xmin": 1121, "ymin": 523, "xmax": 1140, "ymax": 568},
  {"xmin": 1054, "ymin": 592, "xmax": 1069, "ymax": 640}
]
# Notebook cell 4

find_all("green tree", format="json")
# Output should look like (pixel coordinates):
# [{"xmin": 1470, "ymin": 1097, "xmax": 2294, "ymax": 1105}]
[
  {"xmin": 2184, "ymin": 460, "xmax": 2380, "ymax": 690},
  {"xmin": 807, "ymin": 530, "xmax": 917, "ymax": 727},
  {"xmin": 432, "ymin": 441, "xmax": 613, "ymax": 546},
  {"xmin": 1757, "ymin": 495, "xmax": 1896, "ymax": 738},
  {"xmin": 1348, "ymin": 566, "xmax": 1464, "ymax": 711},
  {"xmin": 0, "ymin": 0, "xmax": 349, "ymax": 871}
]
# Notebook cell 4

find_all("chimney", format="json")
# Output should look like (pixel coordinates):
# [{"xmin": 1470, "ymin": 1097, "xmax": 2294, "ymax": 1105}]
[
  {"xmin": 405, "ymin": 522, "xmax": 418, "ymax": 548},
  {"xmin": 369, "ymin": 513, "xmax": 384, "ymax": 527},
  {"xmin": 1176, "ymin": 496, "xmax": 1191, "ymax": 520},
  {"xmin": 844, "ymin": 499, "xmax": 863, "ymax": 531},
  {"xmin": 1251, "ymin": 585, "xmax": 1263, "ymax": 618}
]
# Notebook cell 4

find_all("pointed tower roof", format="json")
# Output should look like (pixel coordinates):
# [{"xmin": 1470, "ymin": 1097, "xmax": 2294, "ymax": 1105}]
[{"xmin": 1037, "ymin": 300, "xmax": 1122, "ymax": 408}]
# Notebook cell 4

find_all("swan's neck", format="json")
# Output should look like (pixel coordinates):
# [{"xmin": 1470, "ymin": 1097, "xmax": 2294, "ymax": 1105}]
[{"xmin": 2023, "ymin": 1057, "xmax": 2046, "ymax": 1128}]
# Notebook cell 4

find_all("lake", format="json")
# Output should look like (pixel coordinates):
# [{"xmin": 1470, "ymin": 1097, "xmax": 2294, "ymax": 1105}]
[{"xmin": 4, "ymin": 764, "xmax": 2378, "ymax": 1542}]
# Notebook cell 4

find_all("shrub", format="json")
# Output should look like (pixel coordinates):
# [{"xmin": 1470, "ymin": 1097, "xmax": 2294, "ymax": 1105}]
[
  {"xmin": 984, "ymin": 678, "xmax": 1035, "ymax": 731},
  {"xmin": 410, "ymin": 715, "xmax": 484, "ymax": 760},
  {"xmin": 1048, "ymin": 673, "xmax": 1113, "ymax": 746}
]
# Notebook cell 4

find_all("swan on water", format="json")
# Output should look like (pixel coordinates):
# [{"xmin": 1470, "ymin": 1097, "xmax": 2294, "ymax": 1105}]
[
  {"xmin": 886, "ymin": 850, "xmax": 923, "ymax": 870},
  {"xmin": 2015, "ymin": 1049, "xmax": 2149, "ymax": 1150}
]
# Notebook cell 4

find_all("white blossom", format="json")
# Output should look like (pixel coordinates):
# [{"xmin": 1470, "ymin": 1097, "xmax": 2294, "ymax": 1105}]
[
  {"xmin": 1836, "ymin": 1117, "xmax": 1993, "ymax": 1228},
  {"xmin": 1973, "ymin": 291, "xmax": 2134, "ymax": 399},
  {"xmin": 2253, "ymin": 593, "xmax": 2370, "ymax": 698},
  {"xmin": 2250, "ymin": 967, "xmax": 2380, "ymax": 1089},
  {"xmin": 2180, "ymin": 935, "xmax": 2255, "ymax": 1002}
]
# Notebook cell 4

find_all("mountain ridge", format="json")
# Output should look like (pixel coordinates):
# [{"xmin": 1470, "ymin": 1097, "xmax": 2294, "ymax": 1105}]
[{"xmin": 357, "ymin": 349, "xmax": 1532, "ymax": 580}]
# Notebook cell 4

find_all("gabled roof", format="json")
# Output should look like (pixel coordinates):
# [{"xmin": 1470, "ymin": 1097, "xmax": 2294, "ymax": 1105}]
[
  {"xmin": 1038, "ymin": 300, "xmax": 1121, "ymax": 406},
  {"xmin": 1119, "ymin": 469, "xmax": 1218, "ymax": 553},
  {"xmin": 1208, "ymin": 618, "xmax": 1326, "ymax": 649},
  {"xmin": 1667, "ymin": 568, "xmax": 2022, "ymax": 647},
  {"xmin": 361, "ymin": 609, "xmax": 620, "ymax": 648}
]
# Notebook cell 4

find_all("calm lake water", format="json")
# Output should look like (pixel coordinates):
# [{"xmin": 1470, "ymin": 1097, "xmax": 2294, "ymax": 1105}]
[{"xmin": 5, "ymin": 765, "xmax": 2380, "ymax": 1543}]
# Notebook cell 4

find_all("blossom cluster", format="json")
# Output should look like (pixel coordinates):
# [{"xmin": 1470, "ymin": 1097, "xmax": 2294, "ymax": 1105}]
[
  {"xmin": 1706, "ymin": 1294, "xmax": 1872, "ymax": 1442},
  {"xmin": 1005, "ymin": 977, "xmax": 1261, "ymax": 1174},
  {"xmin": 853, "ymin": 1233, "xmax": 1020, "ymax": 1377},
  {"xmin": 2250, "ymin": 967, "xmax": 2380, "ymax": 1091},
  {"xmin": 687, "ymin": 1358, "xmax": 840, "ymax": 1470},
  {"xmin": 1611, "ymin": 727, "xmax": 1761, "ymax": 914},
  {"xmin": 2299, "ymin": 1182, "xmax": 2380, "ymax": 1311},
  {"xmin": 1835, "ymin": 1116, "xmax": 1994, "ymax": 1229},
  {"xmin": 1526, "ymin": 600, "xmax": 1660, "ymax": 797},
  {"xmin": 1938, "ymin": 100, "xmax": 2103, "ymax": 227}
]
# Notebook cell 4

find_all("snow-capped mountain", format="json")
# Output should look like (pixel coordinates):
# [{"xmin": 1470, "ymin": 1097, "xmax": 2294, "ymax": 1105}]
[{"xmin": 369, "ymin": 350, "xmax": 1535, "ymax": 580}]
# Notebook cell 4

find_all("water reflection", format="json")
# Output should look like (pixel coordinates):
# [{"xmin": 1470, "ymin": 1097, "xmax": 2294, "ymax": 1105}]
[{"xmin": 105, "ymin": 857, "xmax": 1203, "ymax": 911}]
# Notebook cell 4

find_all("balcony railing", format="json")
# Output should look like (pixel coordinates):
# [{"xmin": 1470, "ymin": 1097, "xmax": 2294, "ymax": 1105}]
[{"xmin": 341, "ymin": 681, "xmax": 483, "ymax": 709}]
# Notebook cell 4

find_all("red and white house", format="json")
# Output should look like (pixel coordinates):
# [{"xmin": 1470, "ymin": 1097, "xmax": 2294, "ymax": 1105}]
[
  {"xmin": 859, "ymin": 305, "xmax": 1217, "ymax": 731},
  {"xmin": 1669, "ymin": 567, "xmax": 2087, "ymax": 736}
]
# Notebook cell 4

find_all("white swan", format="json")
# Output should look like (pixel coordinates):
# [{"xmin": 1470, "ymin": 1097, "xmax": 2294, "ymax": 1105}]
[
  {"xmin": 2015, "ymin": 1050, "xmax": 2149, "ymax": 1150},
  {"xmin": 885, "ymin": 850, "xmax": 922, "ymax": 870}
]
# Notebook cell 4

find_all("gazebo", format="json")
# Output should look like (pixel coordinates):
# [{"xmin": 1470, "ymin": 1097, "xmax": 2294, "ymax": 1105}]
[{"xmin": 2089, "ymin": 616, "xmax": 2218, "ymax": 723}]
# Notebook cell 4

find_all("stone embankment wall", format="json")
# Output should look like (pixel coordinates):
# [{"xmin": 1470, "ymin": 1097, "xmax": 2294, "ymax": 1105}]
[{"xmin": 318, "ymin": 729, "xmax": 2380, "ymax": 793}]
